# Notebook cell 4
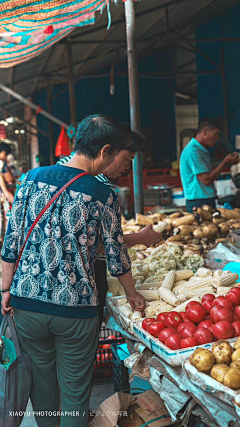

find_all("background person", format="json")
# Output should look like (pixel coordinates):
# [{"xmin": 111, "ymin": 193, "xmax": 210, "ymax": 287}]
[
  {"xmin": 180, "ymin": 117, "xmax": 239, "ymax": 213},
  {"xmin": 1, "ymin": 114, "xmax": 145, "ymax": 427}
]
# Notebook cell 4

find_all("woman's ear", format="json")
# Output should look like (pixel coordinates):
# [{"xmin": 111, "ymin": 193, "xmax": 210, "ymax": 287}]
[{"xmin": 101, "ymin": 144, "xmax": 111, "ymax": 159}]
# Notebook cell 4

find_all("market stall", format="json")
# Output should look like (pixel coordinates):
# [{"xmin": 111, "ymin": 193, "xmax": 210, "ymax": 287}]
[{"xmin": 104, "ymin": 208, "xmax": 240, "ymax": 426}]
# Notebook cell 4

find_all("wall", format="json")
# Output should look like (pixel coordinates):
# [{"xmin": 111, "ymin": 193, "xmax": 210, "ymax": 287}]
[
  {"xmin": 175, "ymin": 104, "xmax": 199, "ymax": 158},
  {"xmin": 34, "ymin": 49, "xmax": 177, "ymax": 166},
  {"xmin": 196, "ymin": 1, "xmax": 240, "ymax": 147}
]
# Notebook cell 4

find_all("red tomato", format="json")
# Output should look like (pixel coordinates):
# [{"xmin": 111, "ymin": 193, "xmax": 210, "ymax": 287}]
[
  {"xmin": 181, "ymin": 323, "xmax": 197, "ymax": 338},
  {"xmin": 186, "ymin": 301, "xmax": 202, "ymax": 311},
  {"xmin": 230, "ymin": 287, "xmax": 240, "ymax": 295},
  {"xmin": 202, "ymin": 299, "xmax": 214, "ymax": 314},
  {"xmin": 234, "ymin": 305, "xmax": 240, "ymax": 320},
  {"xmin": 232, "ymin": 321, "xmax": 240, "ymax": 338},
  {"xmin": 194, "ymin": 327, "xmax": 214, "ymax": 344},
  {"xmin": 198, "ymin": 320, "xmax": 214, "ymax": 329},
  {"xmin": 165, "ymin": 333, "xmax": 182, "ymax": 350},
  {"xmin": 202, "ymin": 294, "xmax": 215, "ymax": 303},
  {"xmin": 142, "ymin": 318, "xmax": 155, "ymax": 331},
  {"xmin": 157, "ymin": 313, "xmax": 167, "ymax": 322},
  {"xmin": 186, "ymin": 305, "xmax": 206, "ymax": 324},
  {"xmin": 208, "ymin": 324, "xmax": 215, "ymax": 335},
  {"xmin": 165, "ymin": 312, "xmax": 183, "ymax": 329},
  {"xmin": 107, "ymin": 335, "xmax": 117, "ymax": 340},
  {"xmin": 177, "ymin": 321, "xmax": 195, "ymax": 334},
  {"xmin": 158, "ymin": 328, "xmax": 176, "ymax": 344},
  {"xmin": 213, "ymin": 296, "xmax": 233, "ymax": 311},
  {"xmin": 210, "ymin": 307, "xmax": 234, "ymax": 323},
  {"xmin": 179, "ymin": 312, "xmax": 187, "ymax": 319},
  {"xmin": 206, "ymin": 315, "xmax": 212, "ymax": 320},
  {"xmin": 181, "ymin": 337, "xmax": 198, "ymax": 349},
  {"xmin": 183, "ymin": 317, "xmax": 192, "ymax": 322},
  {"xmin": 102, "ymin": 344, "xmax": 111, "ymax": 349},
  {"xmin": 212, "ymin": 321, "xmax": 234, "ymax": 339},
  {"xmin": 148, "ymin": 321, "xmax": 165, "ymax": 338},
  {"xmin": 226, "ymin": 290, "xmax": 240, "ymax": 306}
]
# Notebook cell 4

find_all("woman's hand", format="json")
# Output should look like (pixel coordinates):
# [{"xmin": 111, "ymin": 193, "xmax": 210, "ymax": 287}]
[
  {"xmin": 1, "ymin": 291, "xmax": 13, "ymax": 316},
  {"xmin": 139, "ymin": 224, "xmax": 161, "ymax": 247},
  {"xmin": 126, "ymin": 291, "xmax": 146, "ymax": 312},
  {"xmin": 5, "ymin": 191, "xmax": 14, "ymax": 205}
]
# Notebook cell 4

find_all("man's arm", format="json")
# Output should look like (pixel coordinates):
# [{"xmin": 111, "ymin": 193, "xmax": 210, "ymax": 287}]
[
  {"xmin": 123, "ymin": 224, "xmax": 161, "ymax": 248},
  {"xmin": 1, "ymin": 260, "xmax": 15, "ymax": 315},
  {"xmin": 0, "ymin": 173, "xmax": 14, "ymax": 203},
  {"xmin": 198, "ymin": 152, "xmax": 239, "ymax": 186}
]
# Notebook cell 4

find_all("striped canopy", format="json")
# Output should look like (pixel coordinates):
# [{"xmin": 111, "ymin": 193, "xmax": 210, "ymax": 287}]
[{"xmin": 0, "ymin": 0, "xmax": 108, "ymax": 68}]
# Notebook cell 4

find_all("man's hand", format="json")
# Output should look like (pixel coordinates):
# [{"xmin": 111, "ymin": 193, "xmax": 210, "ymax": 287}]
[
  {"xmin": 126, "ymin": 291, "xmax": 146, "ymax": 312},
  {"xmin": 139, "ymin": 224, "xmax": 162, "ymax": 247},
  {"xmin": 224, "ymin": 152, "xmax": 239, "ymax": 166},
  {"xmin": 5, "ymin": 191, "xmax": 14, "ymax": 205},
  {"xmin": 1, "ymin": 291, "xmax": 13, "ymax": 316}
]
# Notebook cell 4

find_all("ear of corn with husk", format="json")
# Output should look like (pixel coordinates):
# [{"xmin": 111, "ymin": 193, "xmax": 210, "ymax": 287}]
[
  {"xmin": 158, "ymin": 288, "xmax": 180, "ymax": 306},
  {"xmin": 161, "ymin": 270, "xmax": 175, "ymax": 290},
  {"xmin": 177, "ymin": 285, "xmax": 214, "ymax": 302},
  {"xmin": 174, "ymin": 270, "xmax": 194, "ymax": 281},
  {"xmin": 173, "ymin": 277, "xmax": 213, "ymax": 295},
  {"xmin": 212, "ymin": 273, "xmax": 239, "ymax": 288},
  {"xmin": 153, "ymin": 221, "xmax": 168, "ymax": 233},
  {"xmin": 145, "ymin": 303, "xmax": 173, "ymax": 317},
  {"xmin": 137, "ymin": 289, "xmax": 160, "ymax": 301}
]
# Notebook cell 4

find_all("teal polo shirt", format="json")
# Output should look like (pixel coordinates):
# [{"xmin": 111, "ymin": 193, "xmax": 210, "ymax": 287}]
[{"xmin": 180, "ymin": 138, "xmax": 216, "ymax": 200}]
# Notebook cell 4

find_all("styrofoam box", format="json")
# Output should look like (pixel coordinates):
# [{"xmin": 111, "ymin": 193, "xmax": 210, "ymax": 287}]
[
  {"xmin": 172, "ymin": 188, "xmax": 185, "ymax": 207},
  {"xmin": 184, "ymin": 341, "xmax": 240, "ymax": 406},
  {"xmin": 133, "ymin": 321, "xmax": 238, "ymax": 367}
]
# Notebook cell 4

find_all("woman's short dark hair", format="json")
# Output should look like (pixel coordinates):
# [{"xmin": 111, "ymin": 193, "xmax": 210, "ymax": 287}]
[
  {"xmin": 75, "ymin": 114, "xmax": 123, "ymax": 158},
  {"xmin": 121, "ymin": 125, "xmax": 147, "ymax": 153},
  {"xmin": 0, "ymin": 142, "xmax": 11, "ymax": 155}
]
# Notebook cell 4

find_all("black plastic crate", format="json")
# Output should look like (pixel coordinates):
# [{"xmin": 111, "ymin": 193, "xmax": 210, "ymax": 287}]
[
  {"xmin": 93, "ymin": 338, "xmax": 125, "ymax": 384},
  {"xmin": 99, "ymin": 322, "xmax": 122, "ymax": 340},
  {"xmin": 111, "ymin": 342, "xmax": 129, "ymax": 392}
]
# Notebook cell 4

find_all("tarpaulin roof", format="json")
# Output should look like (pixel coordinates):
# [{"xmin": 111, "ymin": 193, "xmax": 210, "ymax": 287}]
[{"xmin": 0, "ymin": 0, "xmax": 108, "ymax": 68}]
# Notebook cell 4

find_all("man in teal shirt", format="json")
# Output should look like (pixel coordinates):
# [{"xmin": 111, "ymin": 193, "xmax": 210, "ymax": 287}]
[{"xmin": 180, "ymin": 117, "xmax": 239, "ymax": 213}]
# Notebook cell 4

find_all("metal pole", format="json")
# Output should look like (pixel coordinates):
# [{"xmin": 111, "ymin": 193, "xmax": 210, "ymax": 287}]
[
  {"xmin": 124, "ymin": 0, "xmax": 144, "ymax": 215},
  {"xmin": 0, "ymin": 83, "xmax": 69, "ymax": 130},
  {"xmin": 66, "ymin": 40, "xmax": 77, "ymax": 129},
  {"xmin": 47, "ymin": 87, "xmax": 55, "ymax": 165},
  {"xmin": 220, "ymin": 48, "xmax": 229, "ymax": 138}
]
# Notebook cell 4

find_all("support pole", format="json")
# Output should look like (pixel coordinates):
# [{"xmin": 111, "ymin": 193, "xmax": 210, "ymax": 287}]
[
  {"xmin": 47, "ymin": 87, "xmax": 55, "ymax": 165},
  {"xmin": 66, "ymin": 40, "xmax": 77, "ymax": 129},
  {"xmin": 124, "ymin": 0, "xmax": 144, "ymax": 215},
  {"xmin": 220, "ymin": 48, "xmax": 229, "ymax": 138},
  {"xmin": 0, "ymin": 83, "xmax": 69, "ymax": 130}
]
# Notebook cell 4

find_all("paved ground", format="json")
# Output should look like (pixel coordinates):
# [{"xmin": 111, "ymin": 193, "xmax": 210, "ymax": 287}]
[{"xmin": 20, "ymin": 383, "xmax": 115, "ymax": 426}]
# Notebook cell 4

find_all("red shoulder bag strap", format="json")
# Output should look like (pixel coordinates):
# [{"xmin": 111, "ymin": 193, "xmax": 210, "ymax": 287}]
[{"xmin": 14, "ymin": 171, "xmax": 89, "ymax": 273}]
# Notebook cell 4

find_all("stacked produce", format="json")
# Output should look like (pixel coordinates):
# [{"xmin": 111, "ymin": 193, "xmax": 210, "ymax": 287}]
[
  {"xmin": 190, "ymin": 338, "xmax": 240, "ymax": 390},
  {"xmin": 140, "ymin": 283, "xmax": 240, "ymax": 350},
  {"xmin": 121, "ymin": 207, "xmax": 240, "ymax": 255}
]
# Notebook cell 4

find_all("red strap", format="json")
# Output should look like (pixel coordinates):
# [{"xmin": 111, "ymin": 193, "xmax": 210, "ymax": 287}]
[{"xmin": 14, "ymin": 171, "xmax": 89, "ymax": 273}]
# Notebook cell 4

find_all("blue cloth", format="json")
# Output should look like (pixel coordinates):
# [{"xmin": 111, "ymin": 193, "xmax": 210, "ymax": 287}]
[
  {"xmin": 180, "ymin": 138, "xmax": 216, "ymax": 200},
  {"xmin": 1, "ymin": 165, "xmax": 131, "ymax": 318}
]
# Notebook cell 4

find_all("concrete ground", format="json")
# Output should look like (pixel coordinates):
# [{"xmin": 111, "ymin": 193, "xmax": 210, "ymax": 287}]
[{"xmin": 20, "ymin": 383, "xmax": 115, "ymax": 426}]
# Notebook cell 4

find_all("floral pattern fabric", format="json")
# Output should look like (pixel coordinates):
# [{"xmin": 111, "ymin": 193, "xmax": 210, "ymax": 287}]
[{"xmin": 1, "ymin": 165, "xmax": 131, "ymax": 309}]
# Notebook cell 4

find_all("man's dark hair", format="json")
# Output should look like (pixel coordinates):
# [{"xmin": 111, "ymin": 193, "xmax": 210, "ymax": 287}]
[
  {"xmin": 197, "ymin": 117, "xmax": 221, "ymax": 134},
  {"xmin": 0, "ymin": 142, "xmax": 11, "ymax": 155},
  {"xmin": 121, "ymin": 124, "xmax": 147, "ymax": 153},
  {"xmin": 75, "ymin": 114, "xmax": 123, "ymax": 158}
]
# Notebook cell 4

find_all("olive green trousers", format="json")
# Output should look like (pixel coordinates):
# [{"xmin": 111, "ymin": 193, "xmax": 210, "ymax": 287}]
[{"xmin": 13, "ymin": 308, "xmax": 99, "ymax": 427}]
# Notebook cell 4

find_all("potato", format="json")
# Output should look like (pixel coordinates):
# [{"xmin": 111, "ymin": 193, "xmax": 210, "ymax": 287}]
[
  {"xmin": 232, "ymin": 348, "xmax": 240, "ymax": 364},
  {"xmin": 234, "ymin": 338, "xmax": 240, "ymax": 350},
  {"xmin": 193, "ymin": 207, "xmax": 212, "ymax": 221},
  {"xmin": 211, "ymin": 364, "xmax": 230, "ymax": 383},
  {"xmin": 177, "ymin": 225, "xmax": 198, "ymax": 236},
  {"xmin": 172, "ymin": 214, "xmax": 195, "ymax": 227},
  {"xmin": 135, "ymin": 214, "xmax": 154, "ymax": 226},
  {"xmin": 218, "ymin": 209, "xmax": 240, "ymax": 220},
  {"xmin": 223, "ymin": 368, "xmax": 240, "ymax": 389},
  {"xmin": 218, "ymin": 223, "xmax": 229, "ymax": 235},
  {"xmin": 212, "ymin": 340, "xmax": 233, "ymax": 365},
  {"xmin": 169, "ymin": 212, "xmax": 183, "ymax": 219},
  {"xmin": 212, "ymin": 217, "xmax": 225, "ymax": 225},
  {"xmin": 190, "ymin": 349, "xmax": 215, "ymax": 372},
  {"xmin": 230, "ymin": 361, "xmax": 240, "ymax": 371}
]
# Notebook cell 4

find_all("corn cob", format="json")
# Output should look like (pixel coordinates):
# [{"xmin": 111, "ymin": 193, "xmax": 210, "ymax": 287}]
[
  {"xmin": 115, "ymin": 297, "xmax": 127, "ymax": 306},
  {"xmin": 137, "ymin": 290, "xmax": 160, "ymax": 301},
  {"xmin": 161, "ymin": 270, "xmax": 175, "ymax": 290},
  {"xmin": 118, "ymin": 305, "xmax": 133, "ymax": 319},
  {"xmin": 158, "ymin": 288, "xmax": 180, "ymax": 306},
  {"xmin": 174, "ymin": 296, "xmax": 202, "ymax": 312},
  {"xmin": 196, "ymin": 267, "xmax": 212, "ymax": 278},
  {"xmin": 173, "ymin": 280, "xmax": 187, "ymax": 288},
  {"xmin": 174, "ymin": 270, "xmax": 194, "ymax": 281},
  {"xmin": 136, "ymin": 282, "xmax": 163, "ymax": 290},
  {"xmin": 217, "ymin": 284, "xmax": 239, "ymax": 295},
  {"xmin": 177, "ymin": 286, "xmax": 214, "ymax": 302},
  {"xmin": 212, "ymin": 273, "xmax": 239, "ymax": 288},
  {"xmin": 147, "ymin": 299, "xmax": 172, "ymax": 307},
  {"xmin": 174, "ymin": 277, "xmax": 213, "ymax": 295},
  {"xmin": 153, "ymin": 221, "xmax": 168, "ymax": 233},
  {"xmin": 145, "ymin": 303, "xmax": 173, "ymax": 317},
  {"xmin": 213, "ymin": 270, "xmax": 224, "ymax": 277},
  {"xmin": 132, "ymin": 311, "xmax": 142, "ymax": 320}
]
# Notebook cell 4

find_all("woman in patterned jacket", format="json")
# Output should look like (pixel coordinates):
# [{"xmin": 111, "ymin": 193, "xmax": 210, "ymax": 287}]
[{"xmin": 1, "ymin": 114, "xmax": 146, "ymax": 427}]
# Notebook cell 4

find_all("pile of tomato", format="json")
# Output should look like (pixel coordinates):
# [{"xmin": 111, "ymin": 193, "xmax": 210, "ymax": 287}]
[{"xmin": 142, "ymin": 286, "xmax": 240, "ymax": 350}]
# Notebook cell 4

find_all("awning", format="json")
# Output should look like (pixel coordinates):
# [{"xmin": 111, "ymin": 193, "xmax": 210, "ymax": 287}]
[{"xmin": 0, "ymin": 0, "xmax": 109, "ymax": 68}]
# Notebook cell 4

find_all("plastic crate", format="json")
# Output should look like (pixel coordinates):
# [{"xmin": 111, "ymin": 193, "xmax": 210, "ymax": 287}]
[
  {"xmin": 99, "ymin": 322, "xmax": 122, "ymax": 339},
  {"xmin": 143, "ymin": 188, "xmax": 172, "ymax": 206},
  {"xmin": 93, "ymin": 338, "xmax": 125, "ymax": 384},
  {"xmin": 111, "ymin": 342, "xmax": 130, "ymax": 392}
]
